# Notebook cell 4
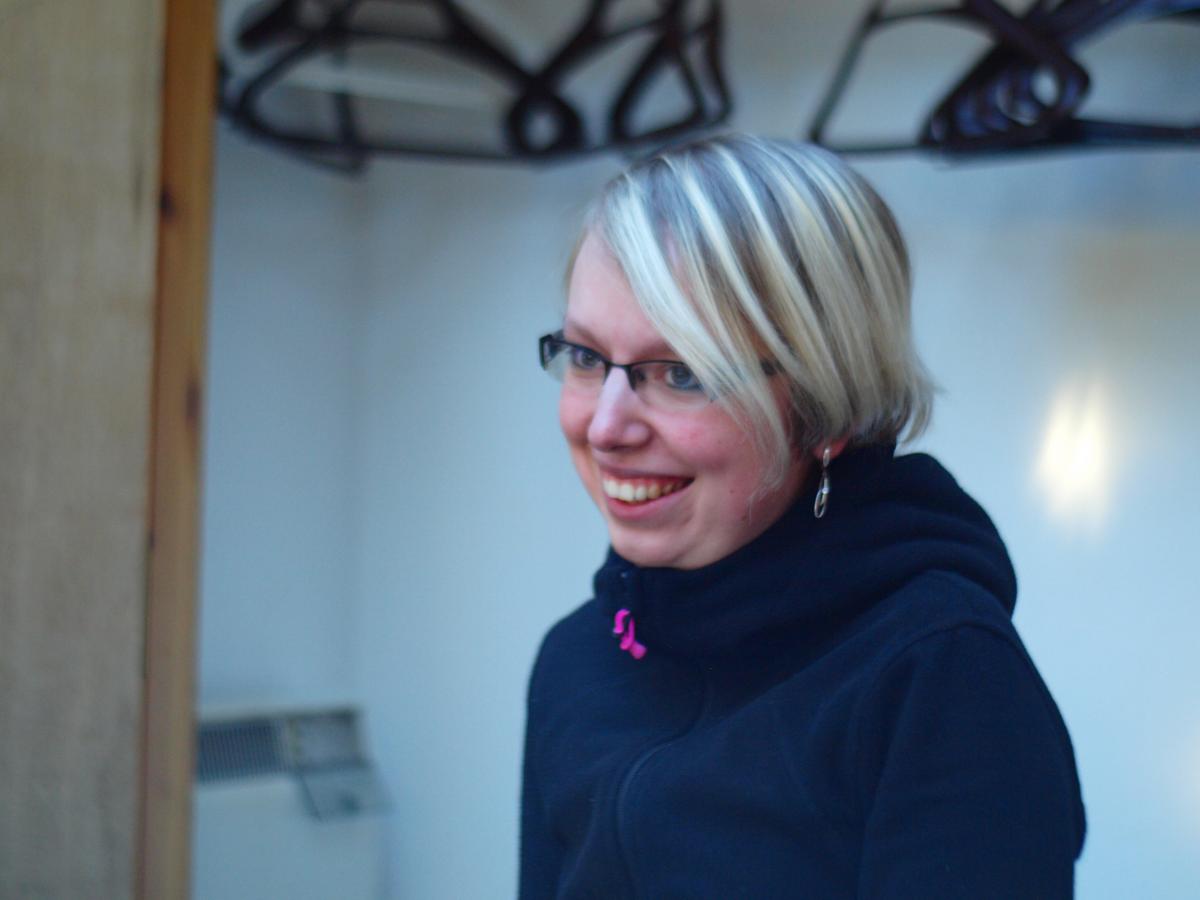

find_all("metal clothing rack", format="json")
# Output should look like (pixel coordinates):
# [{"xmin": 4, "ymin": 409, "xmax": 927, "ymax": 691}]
[
  {"xmin": 219, "ymin": 0, "xmax": 732, "ymax": 173},
  {"xmin": 808, "ymin": 0, "xmax": 1200, "ymax": 157}
]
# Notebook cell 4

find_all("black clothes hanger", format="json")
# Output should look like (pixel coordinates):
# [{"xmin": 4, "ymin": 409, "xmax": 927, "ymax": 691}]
[
  {"xmin": 808, "ymin": 0, "xmax": 1200, "ymax": 157},
  {"xmin": 219, "ymin": 0, "xmax": 732, "ymax": 173}
]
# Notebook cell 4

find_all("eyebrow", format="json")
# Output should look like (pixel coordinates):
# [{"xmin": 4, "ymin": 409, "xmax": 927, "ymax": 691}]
[{"xmin": 561, "ymin": 318, "xmax": 677, "ymax": 361}]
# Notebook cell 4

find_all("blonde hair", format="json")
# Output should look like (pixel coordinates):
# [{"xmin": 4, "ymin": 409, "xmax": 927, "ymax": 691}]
[{"xmin": 574, "ymin": 133, "xmax": 934, "ymax": 488}]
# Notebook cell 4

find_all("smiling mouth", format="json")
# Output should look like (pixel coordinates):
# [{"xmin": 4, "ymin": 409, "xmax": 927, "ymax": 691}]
[{"xmin": 601, "ymin": 476, "xmax": 693, "ymax": 504}]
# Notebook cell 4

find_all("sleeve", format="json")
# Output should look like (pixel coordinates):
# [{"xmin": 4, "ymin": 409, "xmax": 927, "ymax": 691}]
[
  {"xmin": 854, "ymin": 625, "xmax": 1086, "ymax": 900},
  {"xmin": 518, "ymin": 640, "xmax": 565, "ymax": 899}
]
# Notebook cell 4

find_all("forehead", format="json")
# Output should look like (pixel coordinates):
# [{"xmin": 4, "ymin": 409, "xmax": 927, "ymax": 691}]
[{"xmin": 565, "ymin": 231, "xmax": 674, "ymax": 358}]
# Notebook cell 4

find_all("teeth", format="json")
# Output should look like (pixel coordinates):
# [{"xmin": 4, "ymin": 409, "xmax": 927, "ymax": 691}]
[{"xmin": 601, "ymin": 476, "xmax": 688, "ymax": 504}]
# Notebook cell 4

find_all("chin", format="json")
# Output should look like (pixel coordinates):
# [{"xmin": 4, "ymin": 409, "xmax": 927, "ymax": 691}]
[{"xmin": 609, "ymin": 528, "xmax": 690, "ymax": 570}]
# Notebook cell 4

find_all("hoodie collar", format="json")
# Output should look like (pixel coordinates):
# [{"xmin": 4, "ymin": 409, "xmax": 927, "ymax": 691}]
[{"xmin": 593, "ymin": 445, "xmax": 1017, "ymax": 658}]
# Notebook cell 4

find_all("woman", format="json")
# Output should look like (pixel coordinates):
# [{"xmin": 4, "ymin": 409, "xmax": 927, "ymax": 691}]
[{"xmin": 520, "ymin": 134, "xmax": 1085, "ymax": 898}]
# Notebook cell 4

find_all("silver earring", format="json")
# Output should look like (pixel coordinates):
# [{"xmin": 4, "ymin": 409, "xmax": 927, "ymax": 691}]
[{"xmin": 813, "ymin": 445, "xmax": 832, "ymax": 519}]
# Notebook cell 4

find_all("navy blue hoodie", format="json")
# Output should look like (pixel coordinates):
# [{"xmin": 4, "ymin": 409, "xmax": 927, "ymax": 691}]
[{"xmin": 520, "ymin": 446, "xmax": 1085, "ymax": 898}]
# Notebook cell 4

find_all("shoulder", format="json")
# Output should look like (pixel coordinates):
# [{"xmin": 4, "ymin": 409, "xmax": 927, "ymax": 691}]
[
  {"xmin": 852, "ymin": 570, "xmax": 1030, "ymax": 681},
  {"xmin": 852, "ymin": 571, "xmax": 1071, "ymax": 758},
  {"xmin": 529, "ymin": 598, "xmax": 605, "ymax": 682},
  {"xmin": 856, "ymin": 613, "xmax": 1071, "ymax": 759},
  {"xmin": 849, "ymin": 624, "xmax": 1088, "ymax": 889},
  {"xmin": 526, "ymin": 598, "xmax": 631, "ymax": 713},
  {"xmin": 847, "ymin": 576, "xmax": 1086, "ymax": 856}
]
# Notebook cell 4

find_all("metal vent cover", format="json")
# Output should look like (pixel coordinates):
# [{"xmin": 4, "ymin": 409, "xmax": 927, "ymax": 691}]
[{"xmin": 195, "ymin": 706, "xmax": 389, "ymax": 820}]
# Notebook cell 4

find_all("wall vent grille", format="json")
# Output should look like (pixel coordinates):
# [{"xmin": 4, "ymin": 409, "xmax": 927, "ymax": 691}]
[
  {"xmin": 195, "ymin": 707, "xmax": 389, "ymax": 820},
  {"xmin": 196, "ymin": 717, "xmax": 284, "ymax": 782}
]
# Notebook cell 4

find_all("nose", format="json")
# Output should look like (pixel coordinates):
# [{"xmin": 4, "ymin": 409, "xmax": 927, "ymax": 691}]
[{"xmin": 586, "ymin": 368, "xmax": 652, "ymax": 451}]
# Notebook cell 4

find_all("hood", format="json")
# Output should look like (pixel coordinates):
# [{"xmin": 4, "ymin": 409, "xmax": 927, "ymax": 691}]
[{"xmin": 593, "ymin": 444, "xmax": 1017, "ymax": 658}]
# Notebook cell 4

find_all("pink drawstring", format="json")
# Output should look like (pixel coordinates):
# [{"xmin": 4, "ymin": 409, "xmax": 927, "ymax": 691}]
[{"xmin": 612, "ymin": 608, "xmax": 646, "ymax": 660}]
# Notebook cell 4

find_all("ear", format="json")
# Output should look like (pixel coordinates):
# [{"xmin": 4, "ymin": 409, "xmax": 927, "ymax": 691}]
[{"xmin": 811, "ymin": 436, "xmax": 850, "ymax": 463}]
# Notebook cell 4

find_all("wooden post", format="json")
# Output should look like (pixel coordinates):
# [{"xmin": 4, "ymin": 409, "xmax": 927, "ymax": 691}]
[
  {"xmin": 139, "ymin": 0, "xmax": 216, "ymax": 896},
  {"xmin": 0, "ymin": 0, "xmax": 213, "ymax": 895},
  {"xmin": 0, "ymin": 0, "xmax": 177, "ymax": 894}
]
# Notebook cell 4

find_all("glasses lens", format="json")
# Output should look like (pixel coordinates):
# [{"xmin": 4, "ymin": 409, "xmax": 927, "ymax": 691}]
[
  {"xmin": 637, "ymin": 362, "xmax": 711, "ymax": 410},
  {"xmin": 541, "ymin": 337, "xmax": 566, "ymax": 381},
  {"xmin": 544, "ymin": 338, "xmax": 607, "ymax": 388}
]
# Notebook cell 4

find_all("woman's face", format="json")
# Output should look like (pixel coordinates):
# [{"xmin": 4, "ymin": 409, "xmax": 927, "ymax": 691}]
[{"xmin": 559, "ymin": 232, "xmax": 811, "ymax": 570}]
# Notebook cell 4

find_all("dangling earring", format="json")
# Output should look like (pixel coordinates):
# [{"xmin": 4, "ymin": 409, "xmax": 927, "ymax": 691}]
[{"xmin": 812, "ymin": 444, "xmax": 832, "ymax": 519}]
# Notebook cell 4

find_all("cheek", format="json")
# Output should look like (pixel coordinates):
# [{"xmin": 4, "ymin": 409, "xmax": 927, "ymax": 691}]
[
  {"xmin": 673, "ymin": 419, "xmax": 767, "ymax": 500},
  {"xmin": 672, "ymin": 420, "xmax": 748, "ymax": 472},
  {"xmin": 558, "ymin": 391, "xmax": 591, "ymax": 448}
]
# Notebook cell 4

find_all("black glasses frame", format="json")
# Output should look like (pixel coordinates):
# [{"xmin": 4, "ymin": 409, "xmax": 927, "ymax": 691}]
[
  {"xmin": 538, "ymin": 331, "xmax": 779, "ymax": 393},
  {"xmin": 538, "ymin": 332, "xmax": 693, "ymax": 391}
]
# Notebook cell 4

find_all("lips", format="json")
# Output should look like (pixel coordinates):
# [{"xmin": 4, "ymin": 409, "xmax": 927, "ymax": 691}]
[{"xmin": 601, "ymin": 475, "xmax": 692, "ymax": 504}]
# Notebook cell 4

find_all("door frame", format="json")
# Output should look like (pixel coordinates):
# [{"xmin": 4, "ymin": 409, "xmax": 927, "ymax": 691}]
[{"xmin": 138, "ymin": 0, "xmax": 216, "ymax": 895}]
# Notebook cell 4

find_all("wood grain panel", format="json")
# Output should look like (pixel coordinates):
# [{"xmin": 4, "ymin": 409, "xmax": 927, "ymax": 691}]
[{"xmin": 0, "ymin": 0, "xmax": 166, "ymax": 895}]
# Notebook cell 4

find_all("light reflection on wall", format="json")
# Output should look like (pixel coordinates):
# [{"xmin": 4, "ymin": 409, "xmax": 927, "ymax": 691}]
[{"xmin": 1034, "ymin": 379, "xmax": 1114, "ymax": 531}]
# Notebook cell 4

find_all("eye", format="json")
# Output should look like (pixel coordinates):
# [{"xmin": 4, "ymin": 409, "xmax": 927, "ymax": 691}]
[
  {"xmin": 568, "ymin": 345, "xmax": 604, "ymax": 371},
  {"xmin": 663, "ymin": 363, "xmax": 703, "ymax": 392}
]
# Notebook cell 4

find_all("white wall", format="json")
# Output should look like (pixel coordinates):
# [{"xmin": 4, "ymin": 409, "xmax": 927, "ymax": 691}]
[
  {"xmin": 200, "ymin": 130, "xmax": 369, "ymax": 710},
  {"xmin": 354, "ymin": 157, "xmax": 615, "ymax": 897},
  {"xmin": 873, "ymin": 154, "xmax": 1200, "ymax": 900},
  {"xmin": 200, "ymin": 3, "xmax": 1200, "ymax": 897}
]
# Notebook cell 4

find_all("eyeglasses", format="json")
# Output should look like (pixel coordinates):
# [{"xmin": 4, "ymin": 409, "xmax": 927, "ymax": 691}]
[{"xmin": 538, "ymin": 332, "xmax": 713, "ymax": 411}]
